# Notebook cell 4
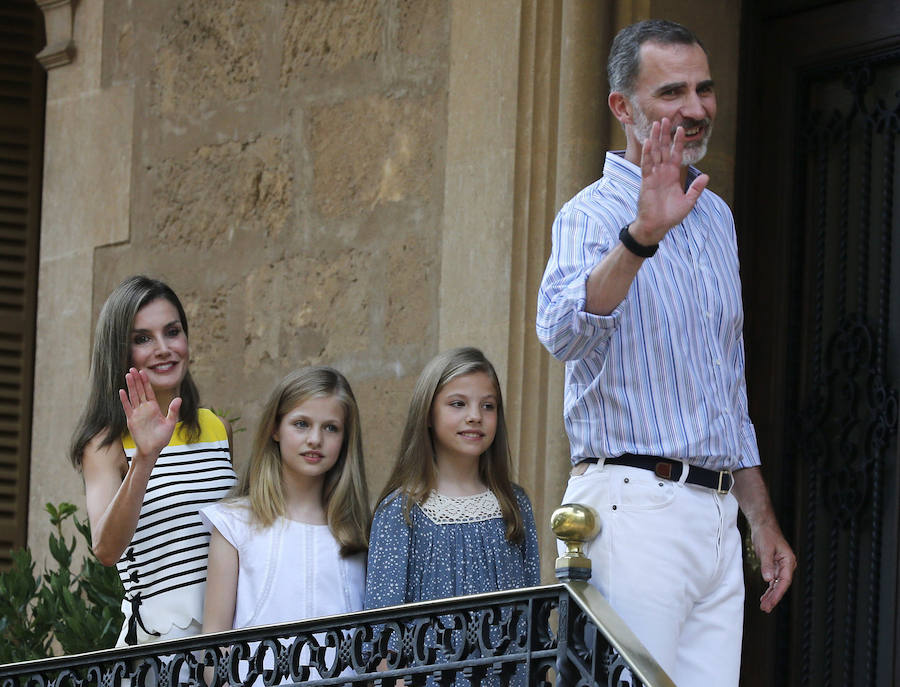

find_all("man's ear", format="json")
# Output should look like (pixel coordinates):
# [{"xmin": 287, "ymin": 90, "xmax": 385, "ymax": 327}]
[{"xmin": 608, "ymin": 91, "xmax": 632, "ymax": 126}]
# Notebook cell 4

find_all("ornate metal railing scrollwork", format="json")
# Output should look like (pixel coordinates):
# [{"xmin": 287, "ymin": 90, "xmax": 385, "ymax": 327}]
[{"xmin": 0, "ymin": 504, "xmax": 672, "ymax": 687}]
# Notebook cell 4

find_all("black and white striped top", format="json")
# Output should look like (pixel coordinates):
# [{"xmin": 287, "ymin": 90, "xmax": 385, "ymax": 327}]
[{"xmin": 117, "ymin": 408, "xmax": 236, "ymax": 642}]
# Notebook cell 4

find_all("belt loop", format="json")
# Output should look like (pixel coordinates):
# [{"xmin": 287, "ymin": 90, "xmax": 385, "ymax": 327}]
[
  {"xmin": 718, "ymin": 470, "xmax": 734, "ymax": 495},
  {"xmin": 677, "ymin": 460, "xmax": 690, "ymax": 486}
]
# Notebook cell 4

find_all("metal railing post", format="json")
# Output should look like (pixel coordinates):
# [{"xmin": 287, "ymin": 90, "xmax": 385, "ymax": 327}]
[
  {"xmin": 552, "ymin": 503, "xmax": 600, "ymax": 685},
  {"xmin": 551, "ymin": 503, "xmax": 601, "ymax": 582}
]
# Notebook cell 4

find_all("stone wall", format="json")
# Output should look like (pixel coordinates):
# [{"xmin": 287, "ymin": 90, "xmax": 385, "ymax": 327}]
[
  {"xmin": 31, "ymin": 0, "xmax": 450, "ymax": 559},
  {"xmin": 95, "ymin": 0, "xmax": 449, "ymax": 484}
]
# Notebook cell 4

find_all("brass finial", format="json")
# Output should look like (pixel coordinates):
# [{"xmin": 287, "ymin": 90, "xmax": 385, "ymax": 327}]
[{"xmin": 551, "ymin": 503, "xmax": 601, "ymax": 581}]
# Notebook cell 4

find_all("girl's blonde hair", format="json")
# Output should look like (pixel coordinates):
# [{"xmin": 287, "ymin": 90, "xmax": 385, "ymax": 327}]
[
  {"xmin": 376, "ymin": 347, "xmax": 525, "ymax": 544},
  {"xmin": 234, "ymin": 367, "xmax": 371, "ymax": 556}
]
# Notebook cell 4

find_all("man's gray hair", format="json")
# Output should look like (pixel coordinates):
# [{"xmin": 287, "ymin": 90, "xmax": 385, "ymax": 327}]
[{"xmin": 607, "ymin": 20, "xmax": 707, "ymax": 96}]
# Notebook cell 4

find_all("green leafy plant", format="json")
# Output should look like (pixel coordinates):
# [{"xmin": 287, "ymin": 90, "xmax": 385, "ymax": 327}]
[{"xmin": 0, "ymin": 503, "xmax": 124, "ymax": 663}]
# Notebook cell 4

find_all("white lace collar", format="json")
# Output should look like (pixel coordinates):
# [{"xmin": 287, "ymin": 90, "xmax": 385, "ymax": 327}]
[{"xmin": 417, "ymin": 490, "xmax": 502, "ymax": 525}]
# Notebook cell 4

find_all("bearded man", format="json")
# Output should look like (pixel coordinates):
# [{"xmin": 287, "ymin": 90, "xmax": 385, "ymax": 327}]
[{"xmin": 536, "ymin": 19, "xmax": 796, "ymax": 686}]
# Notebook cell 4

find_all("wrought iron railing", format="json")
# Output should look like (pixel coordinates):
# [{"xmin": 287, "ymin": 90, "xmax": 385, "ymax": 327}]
[{"xmin": 0, "ymin": 506, "xmax": 674, "ymax": 686}]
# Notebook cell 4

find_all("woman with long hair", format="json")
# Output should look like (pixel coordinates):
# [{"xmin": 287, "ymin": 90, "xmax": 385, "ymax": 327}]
[{"xmin": 70, "ymin": 275, "xmax": 236, "ymax": 646}]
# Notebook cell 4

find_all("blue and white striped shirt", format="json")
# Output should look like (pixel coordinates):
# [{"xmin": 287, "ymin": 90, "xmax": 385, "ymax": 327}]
[{"xmin": 536, "ymin": 152, "xmax": 760, "ymax": 472}]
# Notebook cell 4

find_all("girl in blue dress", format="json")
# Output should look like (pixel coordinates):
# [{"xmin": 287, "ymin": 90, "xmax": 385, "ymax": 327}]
[{"xmin": 365, "ymin": 347, "xmax": 540, "ymax": 681}]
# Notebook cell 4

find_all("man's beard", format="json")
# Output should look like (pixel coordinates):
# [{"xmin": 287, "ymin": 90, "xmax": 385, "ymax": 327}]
[{"xmin": 630, "ymin": 99, "xmax": 713, "ymax": 167}]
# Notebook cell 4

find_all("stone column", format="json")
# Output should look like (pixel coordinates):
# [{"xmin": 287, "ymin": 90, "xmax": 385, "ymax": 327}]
[
  {"xmin": 438, "ymin": 0, "xmax": 521, "ymax": 373},
  {"xmin": 439, "ymin": 0, "xmax": 612, "ymax": 580},
  {"xmin": 29, "ymin": 0, "xmax": 134, "ymax": 556}
]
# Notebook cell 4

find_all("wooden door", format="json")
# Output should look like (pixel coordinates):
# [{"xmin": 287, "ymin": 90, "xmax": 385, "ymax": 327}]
[{"xmin": 736, "ymin": 1, "xmax": 900, "ymax": 684}]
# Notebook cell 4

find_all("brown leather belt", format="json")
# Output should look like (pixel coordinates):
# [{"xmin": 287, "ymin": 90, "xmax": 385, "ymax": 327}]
[{"xmin": 586, "ymin": 453, "xmax": 734, "ymax": 494}]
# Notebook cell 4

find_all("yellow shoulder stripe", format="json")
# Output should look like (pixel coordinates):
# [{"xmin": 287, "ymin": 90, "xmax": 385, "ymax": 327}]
[{"xmin": 121, "ymin": 408, "xmax": 227, "ymax": 448}]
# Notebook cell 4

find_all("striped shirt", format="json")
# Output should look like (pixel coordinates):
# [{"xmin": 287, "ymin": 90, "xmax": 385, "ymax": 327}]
[
  {"xmin": 536, "ymin": 151, "xmax": 760, "ymax": 472},
  {"xmin": 118, "ymin": 408, "xmax": 237, "ymax": 639}
]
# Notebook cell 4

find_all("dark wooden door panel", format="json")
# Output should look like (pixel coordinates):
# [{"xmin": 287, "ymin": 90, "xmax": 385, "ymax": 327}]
[{"xmin": 737, "ymin": 1, "xmax": 900, "ymax": 685}]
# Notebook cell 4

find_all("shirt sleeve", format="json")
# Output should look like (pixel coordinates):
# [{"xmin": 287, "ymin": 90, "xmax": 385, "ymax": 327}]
[
  {"xmin": 364, "ymin": 493, "xmax": 412, "ymax": 610},
  {"xmin": 515, "ymin": 486, "xmax": 541, "ymax": 586},
  {"xmin": 536, "ymin": 204, "xmax": 625, "ymax": 362},
  {"xmin": 198, "ymin": 501, "xmax": 247, "ymax": 550},
  {"xmin": 734, "ymin": 337, "xmax": 762, "ymax": 469}
]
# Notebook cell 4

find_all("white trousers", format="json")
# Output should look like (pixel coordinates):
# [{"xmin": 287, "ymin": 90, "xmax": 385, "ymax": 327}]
[{"xmin": 559, "ymin": 461, "xmax": 744, "ymax": 687}]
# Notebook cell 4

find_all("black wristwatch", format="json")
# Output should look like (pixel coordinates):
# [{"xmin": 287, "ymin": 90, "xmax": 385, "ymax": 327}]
[{"xmin": 619, "ymin": 224, "xmax": 658, "ymax": 258}]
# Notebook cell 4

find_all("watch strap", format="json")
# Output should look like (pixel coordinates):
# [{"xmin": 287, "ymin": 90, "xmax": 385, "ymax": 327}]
[{"xmin": 619, "ymin": 224, "xmax": 658, "ymax": 258}]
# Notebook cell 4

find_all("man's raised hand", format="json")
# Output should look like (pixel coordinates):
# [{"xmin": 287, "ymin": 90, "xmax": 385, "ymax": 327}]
[{"xmin": 630, "ymin": 117, "xmax": 709, "ymax": 246}]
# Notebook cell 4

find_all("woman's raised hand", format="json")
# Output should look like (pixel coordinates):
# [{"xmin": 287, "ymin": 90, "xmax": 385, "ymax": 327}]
[{"xmin": 118, "ymin": 368, "xmax": 182, "ymax": 464}]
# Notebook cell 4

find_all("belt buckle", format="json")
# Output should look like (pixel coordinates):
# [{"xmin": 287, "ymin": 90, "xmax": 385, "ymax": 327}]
[
  {"xmin": 717, "ymin": 470, "xmax": 733, "ymax": 494},
  {"xmin": 654, "ymin": 462, "xmax": 674, "ymax": 481}
]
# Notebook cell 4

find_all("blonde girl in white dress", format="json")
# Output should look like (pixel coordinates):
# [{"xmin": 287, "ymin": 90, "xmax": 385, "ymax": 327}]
[{"xmin": 201, "ymin": 367, "xmax": 371, "ymax": 679}]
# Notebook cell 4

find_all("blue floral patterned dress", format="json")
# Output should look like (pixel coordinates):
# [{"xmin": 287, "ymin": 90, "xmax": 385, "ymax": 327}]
[{"xmin": 365, "ymin": 485, "xmax": 540, "ymax": 685}]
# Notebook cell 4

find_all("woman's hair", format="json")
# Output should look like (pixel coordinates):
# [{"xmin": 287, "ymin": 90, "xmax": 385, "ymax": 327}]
[
  {"xmin": 376, "ymin": 346, "xmax": 524, "ymax": 544},
  {"xmin": 69, "ymin": 275, "xmax": 200, "ymax": 468},
  {"xmin": 234, "ymin": 366, "xmax": 371, "ymax": 556}
]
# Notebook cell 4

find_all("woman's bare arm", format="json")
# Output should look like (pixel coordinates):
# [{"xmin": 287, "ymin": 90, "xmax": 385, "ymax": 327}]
[{"xmin": 82, "ymin": 369, "xmax": 181, "ymax": 565}]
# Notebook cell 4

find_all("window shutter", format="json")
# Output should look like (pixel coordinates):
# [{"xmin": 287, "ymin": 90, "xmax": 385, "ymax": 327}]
[{"xmin": 0, "ymin": 0, "xmax": 45, "ymax": 568}]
